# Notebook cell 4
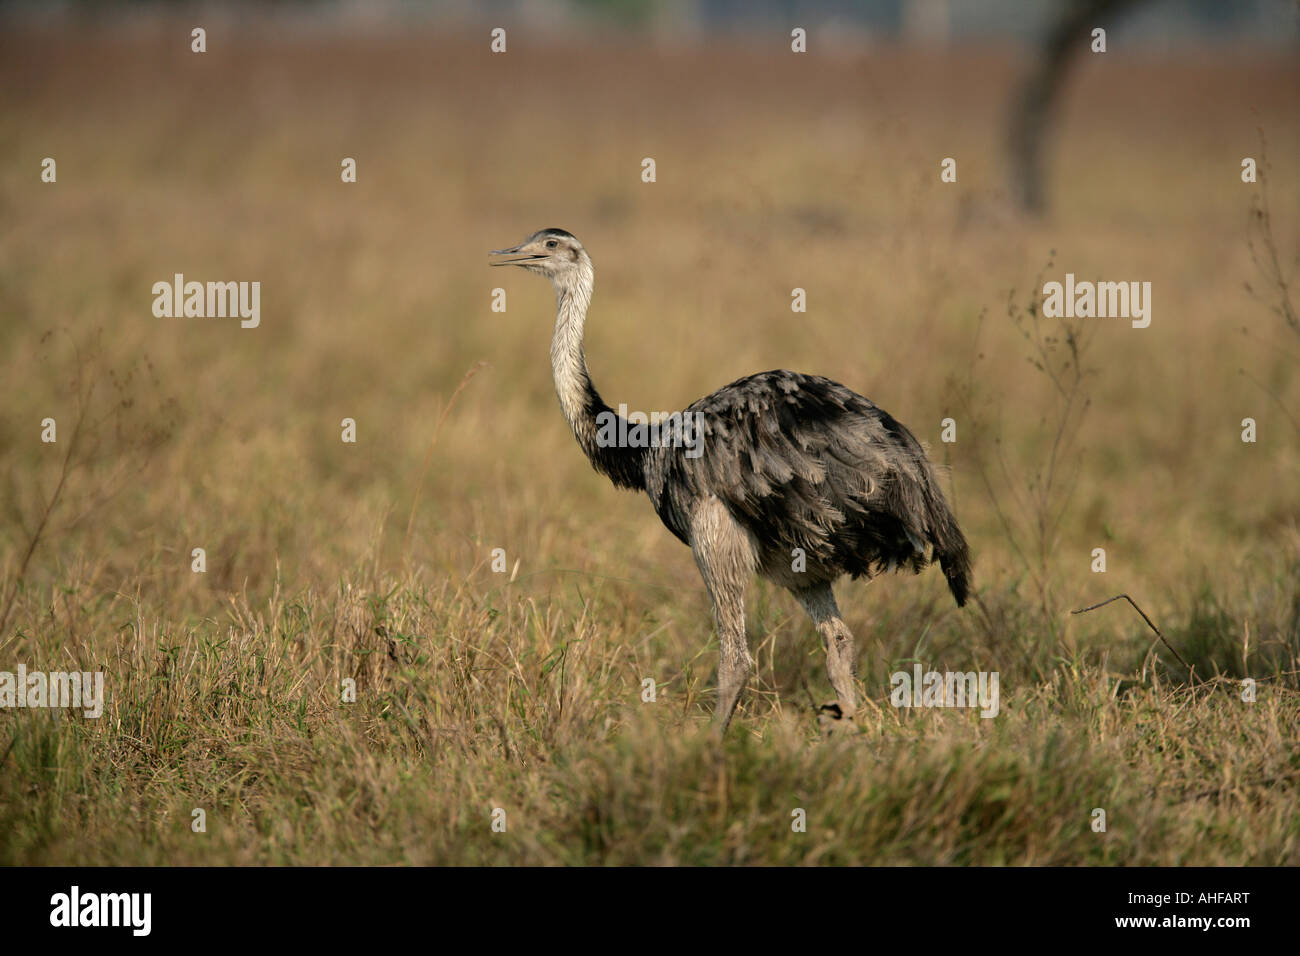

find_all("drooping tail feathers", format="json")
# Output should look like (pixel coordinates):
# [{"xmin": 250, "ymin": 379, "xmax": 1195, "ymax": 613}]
[{"xmin": 924, "ymin": 478, "xmax": 972, "ymax": 608}]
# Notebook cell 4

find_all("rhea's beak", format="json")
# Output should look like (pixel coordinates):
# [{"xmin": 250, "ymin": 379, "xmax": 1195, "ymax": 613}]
[{"xmin": 489, "ymin": 244, "xmax": 549, "ymax": 267}]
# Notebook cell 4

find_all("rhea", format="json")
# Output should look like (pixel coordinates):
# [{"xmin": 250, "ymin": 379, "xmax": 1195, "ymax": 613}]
[{"xmin": 491, "ymin": 228, "xmax": 972, "ymax": 731}]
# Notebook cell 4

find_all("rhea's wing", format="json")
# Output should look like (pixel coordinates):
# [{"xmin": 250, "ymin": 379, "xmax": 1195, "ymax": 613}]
[{"xmin": 649, "ymin": 370, "xmax": 937, "ymax": 576}]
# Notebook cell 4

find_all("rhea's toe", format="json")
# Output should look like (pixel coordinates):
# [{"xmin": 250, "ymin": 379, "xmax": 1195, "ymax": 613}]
[{"xmin": 816, "ymin": 701, "xmax": 859, "ymax": 737}]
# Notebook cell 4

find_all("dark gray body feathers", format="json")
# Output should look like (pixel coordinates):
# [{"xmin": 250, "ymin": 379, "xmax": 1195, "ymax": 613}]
[{"xmin": 639, "ymin": 370, "xmax": 971, "ymax": 605}]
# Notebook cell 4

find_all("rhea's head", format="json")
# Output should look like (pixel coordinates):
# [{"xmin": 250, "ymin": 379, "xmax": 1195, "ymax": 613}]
[{"xmin": 490, "ymin": 228, "xmax": 589, "ymax": 286}]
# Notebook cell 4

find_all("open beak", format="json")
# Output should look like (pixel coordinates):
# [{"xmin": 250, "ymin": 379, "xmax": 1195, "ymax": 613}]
[{"xmin": 489, "ymin": 244, "xmax": 549, "ymax": 267}]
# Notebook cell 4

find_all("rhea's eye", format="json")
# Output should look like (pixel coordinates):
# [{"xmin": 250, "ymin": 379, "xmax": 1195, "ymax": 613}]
[{"xmin": 546, "ymin": 239, "xmax": 558, "ymax": 249}]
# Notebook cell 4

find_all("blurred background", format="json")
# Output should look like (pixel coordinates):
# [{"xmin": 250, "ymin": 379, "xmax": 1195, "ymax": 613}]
[
  {"xmin": 6, "ymin": 0, "xmax": 1299, "ymax": 44},
  {"xmin": 3, "ymin": 0, "xmax": 1296, "ymax": 595},
  {"xmin": 1, "ymin": 0, "xmax": 1299, "ymax": 866}
]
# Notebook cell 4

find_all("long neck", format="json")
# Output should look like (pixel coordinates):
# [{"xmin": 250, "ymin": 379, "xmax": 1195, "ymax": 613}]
[{"xmin": 550, "ymin": 263, "xmax": 646, "ymax": 491}]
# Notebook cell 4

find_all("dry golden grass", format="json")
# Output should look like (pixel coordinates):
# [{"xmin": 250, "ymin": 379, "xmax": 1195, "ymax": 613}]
[{"xmin": 0, "ymin": 20, "xmax": 1297, "ymax": 864}]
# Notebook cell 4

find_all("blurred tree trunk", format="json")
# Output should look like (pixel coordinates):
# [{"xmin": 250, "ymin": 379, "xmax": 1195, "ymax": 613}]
[{"xmin": 1007, "ymin": 0, "xmax": 1143, "ymax": 214}]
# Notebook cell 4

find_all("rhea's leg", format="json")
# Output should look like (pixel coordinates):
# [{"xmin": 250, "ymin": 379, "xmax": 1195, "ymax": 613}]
[
  {"xmin": 794, "ymin": 583, "xmax": 859, "ymax": 720},
  {"xmin": 689, "ymin": 496, "xmax": 757, "ymax": 732}
]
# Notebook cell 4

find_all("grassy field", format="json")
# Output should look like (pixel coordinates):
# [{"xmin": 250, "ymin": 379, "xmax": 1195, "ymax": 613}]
[{"xmin": 1, "ymin": 19, "xmax": 1298, "ymax": 865}]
